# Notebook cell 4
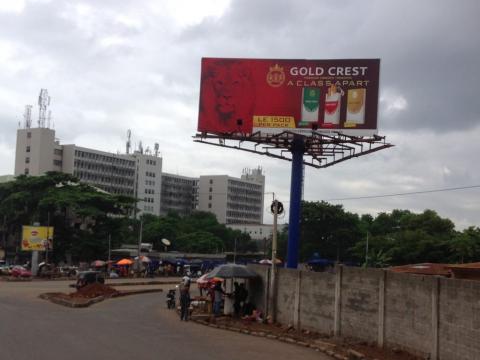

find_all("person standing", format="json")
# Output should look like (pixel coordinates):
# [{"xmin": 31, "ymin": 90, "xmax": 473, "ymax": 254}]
[
  {"xmin": 179, "ymin": 277, "xmax": 191, "ymax": 321},
  {"xmin": 213, "ymin": 281, "xmax": 225, "ymax": 317},
  {"xmin": 238, "ymin": 283, "xmax": 248, "ymax": 316},
  {"xmin": 233, "ymin": 282, "xmax": 241, "ymax": 317}
]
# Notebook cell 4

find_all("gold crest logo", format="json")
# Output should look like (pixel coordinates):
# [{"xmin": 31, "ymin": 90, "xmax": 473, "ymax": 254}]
[{"xmin": 266, "ymin": 64, "xmax": 285, "ymax": 87}]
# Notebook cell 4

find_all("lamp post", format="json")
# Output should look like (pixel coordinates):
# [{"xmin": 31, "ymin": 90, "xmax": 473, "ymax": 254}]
[
  {"xmin": 365, "ymin": 231, "xmax": 369, "ymax": 267},
  {"xmin": 2, "ymin": 215, "xmax": 6, "ymax": 262},
  {"xmin": 137, "ymin": 216, "xmax": 143, "ymax": 258},
  {"xmin": 107, "ymin": 233, "xmax": 111, "ymax": 271},
  {"xmin": 233, "ymin": 237, "xmax": 237, "ymax": 264}
]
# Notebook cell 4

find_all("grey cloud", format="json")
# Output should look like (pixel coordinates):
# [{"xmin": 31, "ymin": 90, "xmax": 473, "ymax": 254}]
[{"xmin": 0, "ymin": 0, "xmax": 479, "ymax": 228}]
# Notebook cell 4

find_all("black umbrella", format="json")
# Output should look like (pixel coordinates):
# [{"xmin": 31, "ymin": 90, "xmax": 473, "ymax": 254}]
[{"xmin": 205, "ymin": 264, "xmax": 258, "ymax": 279}]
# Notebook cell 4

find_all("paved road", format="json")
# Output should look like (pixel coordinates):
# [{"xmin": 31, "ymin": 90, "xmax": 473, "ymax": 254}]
[{"xmin": 0, "ymin": 279, "xmax": 332, "ymax": 360}]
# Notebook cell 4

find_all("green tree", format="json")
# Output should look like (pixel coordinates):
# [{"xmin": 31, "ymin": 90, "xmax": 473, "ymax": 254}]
[
  {"xmin": 0, "ymin": 172, "xmax": 135, "ymax": 263},
  {"xmin": 450, "ymin": 227, "xmax": 480, "ymax": 263},
  {"xmin": 299, "ymin": 201, "xmax": 361, "ymax": 262},
  {"xmin": 175, "ymin": 231, "xmax": 223, "ymax": 253}
]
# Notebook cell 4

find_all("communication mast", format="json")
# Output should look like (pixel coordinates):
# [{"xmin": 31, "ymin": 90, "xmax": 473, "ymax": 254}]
[
  {"xmin": 154, "ymin": 143, "xmax": 159, "ymax": 157},
  {"xmin": 23, "ymin": 105, "xmax": 33, "ymax": 129},
  {"xmin": 126, "ymin": 129, "xmax": 132, "ymax": 154},
  {"xmin": 37, "ymin": 89, "xmax": 51, "ymax": 128},
  {"xmin": 138, "ymin": 141, "xmax": 143, "ymax": 154},
  {"xmin": 47, "ymin": 110, "xmax": 52, "ymax": 129}
]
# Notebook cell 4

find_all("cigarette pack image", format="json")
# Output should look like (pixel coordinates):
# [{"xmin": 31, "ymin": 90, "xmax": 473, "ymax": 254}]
[
  {"xmin": 323, "ymin": 85, "xmax": 341, "ymax": 125},
  {"xmin": 346, "ymin": 88, "xmax": 366, "ymax": 124},
  {"xmin": 299, "ymin": 87, "xmax": 320, "ymax": 127}
]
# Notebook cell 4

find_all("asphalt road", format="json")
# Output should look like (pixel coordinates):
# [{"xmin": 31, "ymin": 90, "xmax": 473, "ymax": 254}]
[{"xmin": 0, "ymin": 279, "xmax": 332, "ymax": 360}]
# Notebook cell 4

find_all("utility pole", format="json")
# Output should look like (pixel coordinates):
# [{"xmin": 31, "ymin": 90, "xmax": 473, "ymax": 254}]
[
  {"xmin": 108, "ymin": 233, "xmax": 111, "ymax": 270},
  {"xmin": 233, "ymin": 238, "xmax": 237, "ymax": 264},
  {"xmin": 269, "ymin": 197, "xmax": 280, "ymax": 322},
  {"xmin": 45, "ymin": 212, "xmax": 50, "ymax": 264},
  {"xmin": 365, "ymin": 231, "xmax": 369, "ymax": 267},
  {"xmin": 2, "ymin": 215, "xmax": 6, "ymax": 261},
  {"xmin": 137, "ymin": 217, "xmax": 143, "ymax": 258}
]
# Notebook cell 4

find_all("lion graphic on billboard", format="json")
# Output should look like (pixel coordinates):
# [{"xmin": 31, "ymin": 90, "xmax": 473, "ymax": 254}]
[{"xmin": 199, "ymin": 60, "xmax": 255, "ymax": 133}]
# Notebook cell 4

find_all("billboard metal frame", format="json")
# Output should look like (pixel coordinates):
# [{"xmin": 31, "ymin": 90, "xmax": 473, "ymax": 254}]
[
  {"xmin": 194, "ymin": 131, "xmax": 393, "ymax": 269},
  {"xmin": 195, "ymin": 57, "xmax": 392, "ymax": 269},
  {"xmin": 193, "ymin": 131, "xmax": 392, "ymax": 169}
]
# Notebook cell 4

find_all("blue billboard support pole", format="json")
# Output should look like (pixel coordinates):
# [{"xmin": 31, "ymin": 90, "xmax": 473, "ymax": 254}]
[{"xmin": 286, "ymin": 136, "xmax": 305, "ymax": 269}]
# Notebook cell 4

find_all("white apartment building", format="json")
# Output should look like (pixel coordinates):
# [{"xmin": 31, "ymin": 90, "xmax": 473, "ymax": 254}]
[
  {"xmin": 14, "ymin": 127, "xmax": 162, "ymax": 217},
  {"xmin": 198, "ymin": 168, "xmax": 265, "ymax": 225},
  {"xmin": 160, "ymin": 173, "xmax": 198, "ymax": 216},
  {"xmin": 13, "ymin": 90, "xmax": 268, "ymax": 224}
]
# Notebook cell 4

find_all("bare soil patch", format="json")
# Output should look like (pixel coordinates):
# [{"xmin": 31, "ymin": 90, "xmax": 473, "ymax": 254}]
[{"xmin": 201, "ymin": 317, "xmax": 423, "ymax": 360}]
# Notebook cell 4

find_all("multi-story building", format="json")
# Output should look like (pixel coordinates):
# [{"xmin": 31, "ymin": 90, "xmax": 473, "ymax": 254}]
[
  {"xmin": 13, "ymin": 91, "xmax": 267, "ymax": 225},
  {"xmin": 160, "ymin": 173, "xmax": 198, "ymax": 216},
  {"xmin": 197, "ymin": 167, "xmax": 265, "ymax": 225},
  {"xmin": 14, "ymin": 126, "xmax": 162, "ymax": 217}
]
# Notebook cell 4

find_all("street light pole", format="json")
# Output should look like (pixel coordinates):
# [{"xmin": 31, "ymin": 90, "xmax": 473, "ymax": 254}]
[
  {"xmin": 269, "ymin": 198, "xmax": 279, "ymax": 322},
  {"xmin": 365, "ymin": 231, "xmax": 369, "ymax": 267},
  {"xmin": 233, "ymin": 238, "xmax": 237, "ymax": 264},
  {"xmin": 108, "ymin": 233, "xmax": 111, "ymax": 270},
  {"xmin": 45, "ymin": 212, "xmax": 50, "ymax": 265},
  {"xmin": 137, "ymin": 217, "xmax": 143, "ymax": 258},
  {"xmin": 2, "ymin": 215, "xmax": 6, "ymax": 261}
]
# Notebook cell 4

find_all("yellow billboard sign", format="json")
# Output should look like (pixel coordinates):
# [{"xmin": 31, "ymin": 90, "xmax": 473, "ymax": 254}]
[{"xmin": 21, "ymin": 226, "xmax": 54, "ymax": 251}]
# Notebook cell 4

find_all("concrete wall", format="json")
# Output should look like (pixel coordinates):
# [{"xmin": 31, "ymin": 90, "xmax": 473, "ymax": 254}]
[
  {"xmin": 275, "ymin": 268, "xmax": 297, "ymax": 325},
  {"xmin": 340, "ymin": 267, "xmax": 381, "ymax": 341},
  {"xmin": 438, "ymin": 278, "xmax": 480, "ymax": 360},
  {"xmin": 384, "ymin": 272, "xmax": 434, "ymax": 356},
  {"xmin": 250, "ymin": 264, "xmax": 480, "ymax": 360},
  {"xmin": 299, "ymin": 270, "xmax": 336, "ymax": 335}
]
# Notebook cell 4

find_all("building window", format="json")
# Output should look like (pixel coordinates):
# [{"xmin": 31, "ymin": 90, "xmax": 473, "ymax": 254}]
[
  {"xmin": 26, "ymin": 146, "xmax": 30, "ymax": 152},
  {"xmin": 24, "ymin": 168, "xmax": 29, "ymax": 175},
  {"xmin": 209, "ymin": 195, "xmax": 212, "ymax": 200},
  {"xmin": 209, "ymin": 179, "xmax": 213, "ymax": 184},
  {"xmin": 25, "ymin": 157, "xmax": 30, "ymax": 164},
  {"xmin": 54, "ymin": 160, "xmax": 62, "ymax": 167},
  {"xmin": 208, "ymin": 203, "xmax": 212, "ymax": 209},
  {"xmin": 27, "ymin": 132, "xmax": 31, "ymax": 138},
  {"xmin": 209, "ymin": 187, "xmax": 212, "ymax": 192},
  {"xmin": 54, "ymin": 149, "xmax": 63, "ymax": 155}
]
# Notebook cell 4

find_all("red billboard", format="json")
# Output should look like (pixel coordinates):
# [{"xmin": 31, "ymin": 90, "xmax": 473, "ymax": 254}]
[{"xmin": 198, "ymin": 58, "xmax": 380, "ymax": 136}]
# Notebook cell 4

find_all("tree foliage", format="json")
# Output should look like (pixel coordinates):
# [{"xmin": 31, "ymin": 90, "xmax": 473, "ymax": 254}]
[
  {"xmin": 0, "ymin": 172, "xmax": 135, "ymax": 263},
  {"xmin": 141, "ymin": 210, "xmax": 257, "ymax": 254},
  {"xmin": 290, "ymin": 202, "xmax": 478, "ymax": 267}
]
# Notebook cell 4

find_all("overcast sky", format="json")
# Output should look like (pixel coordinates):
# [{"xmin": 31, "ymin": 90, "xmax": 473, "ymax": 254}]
[{"xmin": 0, "ymin": 0, "xmax": 479, "ymax": 230}]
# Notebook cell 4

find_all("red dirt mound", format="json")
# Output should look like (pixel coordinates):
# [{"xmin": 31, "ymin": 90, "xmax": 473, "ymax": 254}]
[{"xmin": 70, "ymin": 283, "xmax": 119, "ymax": 299}]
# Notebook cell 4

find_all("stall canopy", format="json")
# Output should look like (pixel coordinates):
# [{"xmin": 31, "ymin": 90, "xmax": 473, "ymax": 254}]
[{"xmin": 205, "ymin": 264, "xmax": 258, "ymax": 279}]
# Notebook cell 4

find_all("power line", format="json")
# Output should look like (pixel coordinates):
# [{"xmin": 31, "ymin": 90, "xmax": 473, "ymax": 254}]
[{"xmin": 322, "ymin": 185, "xmax": 480, "ymax": 202}]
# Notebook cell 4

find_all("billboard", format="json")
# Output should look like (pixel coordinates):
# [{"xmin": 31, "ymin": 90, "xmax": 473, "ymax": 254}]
[
  {"xmin": 21, "ymin": 226, "xmax": 54, "ymax": 251},
  {"xmin": 198, "ymin": 58, "xmax": 380, "ymax": 136}
]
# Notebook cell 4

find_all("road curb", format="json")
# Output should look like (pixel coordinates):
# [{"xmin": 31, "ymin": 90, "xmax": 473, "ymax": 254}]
[
  {"xmin": 39, "ymin": 288, "xmax": 164, "ymax": 308},
  {"xmin": 191, "ymin": 318, "xmax": 350, "ymax": 360}
]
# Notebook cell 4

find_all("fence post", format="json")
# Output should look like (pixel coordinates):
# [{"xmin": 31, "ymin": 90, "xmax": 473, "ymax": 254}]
[
  {"xmin": 265, "ymin": 266, "xmax": 271, "ymax": 320},
  {"xmin": 431, "ymin": 277, "xmax": 440, "ymax": 360},
  {"xmin": 293, "ymin": 270, "xmax": 302, "ymax": 328},
  {"xmin": 378, "ymin": 270, "xmax": 386, "ymax": 347},
  {"xmin": 334, "ymin": 264, "xmax": 343, "ymax": 336}
]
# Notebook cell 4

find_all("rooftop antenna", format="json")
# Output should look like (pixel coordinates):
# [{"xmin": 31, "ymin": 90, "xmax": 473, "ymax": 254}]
[
  {"xmin": 138, "ymin": 140, "xmax": 143, "ymax": 154},
  {"xmin": 23, "ymin": 105, "xmax": 33, "ymax": 129},
  {"xmin": 38, "ymin": 89, "xmax": 50, "ymax": 128},
  {"xmin": 154, "ymin": 143, "xmax": 159, "ymax": 157},
  {"xmin": 126, "ymin": 129, "xmax": 132, "ymax": 154},
  {"xmin": 47, "ymin": 110, "xmax": 52, "ymax": 129}
]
